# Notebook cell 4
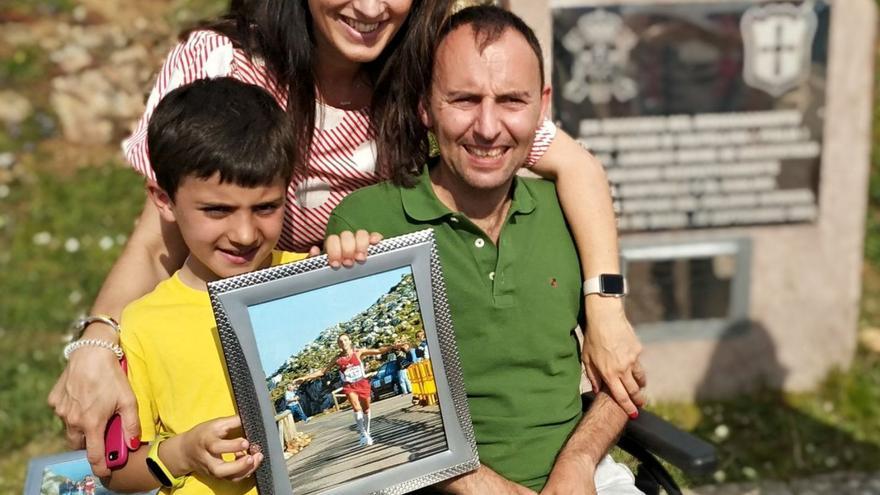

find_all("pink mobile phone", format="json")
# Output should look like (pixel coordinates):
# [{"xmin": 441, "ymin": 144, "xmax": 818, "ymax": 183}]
[{"xmin": 105, "ymin": 357, "xmax": 129, "ymax": 469}]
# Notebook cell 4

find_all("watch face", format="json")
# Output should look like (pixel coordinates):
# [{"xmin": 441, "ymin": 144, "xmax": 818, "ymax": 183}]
[{"xmin": 600, "ymin": 274, "xmax": 625, "ymax": 294}]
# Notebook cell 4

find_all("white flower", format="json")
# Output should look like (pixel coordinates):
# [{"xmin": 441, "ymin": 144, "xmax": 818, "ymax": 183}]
[
  {"xmin": 64, "ymin": 237, "xmax": 81, "ymax": 253},
  {"xmin": 0, "ymin": 152, "xmax": 14, "ymax": 169},
  {"xmin": 712, "ymin": 470, "xmax": 726, "ymax": 483},
  {"xmin": 115, "ymin": 234, "xmax": 128, "ymax": 245},
  {"xmin": 741, "ymin": 466, "xmax": 757, "ymax": 480},
  {"xmin": 33, "ymin": 231, "xmax": 52, "ymax": 246},
  {"xmin": 98, "ymin": 235, "xmax": 114, "ymax": 251},
  {"xmin": 72, "ymin": 5, "xmax": 87, "ymax": 22},
  {"xmin": 0, "ymin": 184, "xmax": 9, "ymax": 199},
  {"xmin": 713, "ymin": 424, "xmax": 730, "ymax": 441},
  {"xmin": 68, "ymin": 290, "xmax": 83, "ymax": 304}
]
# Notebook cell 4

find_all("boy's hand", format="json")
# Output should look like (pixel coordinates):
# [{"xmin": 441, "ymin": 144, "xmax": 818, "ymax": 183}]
[
  {"xmin": 178, "ymin": 415, "xmax": 262, "ymax": 482},
  {"xmin": 324, "ymin": 230, "xmax": 383, "ymax": 268}
]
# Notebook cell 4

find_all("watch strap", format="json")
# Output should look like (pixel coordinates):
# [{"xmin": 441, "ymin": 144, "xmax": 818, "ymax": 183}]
[
  {"xmin": 146, "ymin": 435, "xmax": 187, "ymax": 489},
  {"xmin": 583, "ymin": 274, "xmax": 627, "ymax": 297},
  {"xmin": 583, "ymin": 276, "xmax": 602, "ymax": 296}
]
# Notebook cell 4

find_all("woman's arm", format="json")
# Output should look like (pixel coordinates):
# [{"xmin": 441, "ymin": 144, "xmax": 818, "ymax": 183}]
[
  {"xmin": 530, "ymin": 129, "xmax": 646, "ymax": 416},
  {"xmin": 48, "ymin": 196, "xmax": 188, "ymax": 476}
]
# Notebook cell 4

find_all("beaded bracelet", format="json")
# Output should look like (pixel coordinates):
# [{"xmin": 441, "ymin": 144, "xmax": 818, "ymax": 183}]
[{"xmin": 63, "ymin": 338, "xmax": 125, "ymax": 360}]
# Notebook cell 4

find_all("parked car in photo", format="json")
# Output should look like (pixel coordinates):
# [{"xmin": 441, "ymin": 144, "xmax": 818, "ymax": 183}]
[{"xmin": 371, "ymin": 359, "xmax": 401, "ymax": 402}]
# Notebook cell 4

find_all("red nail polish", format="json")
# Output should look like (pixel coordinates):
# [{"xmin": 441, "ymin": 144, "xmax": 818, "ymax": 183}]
[
  {"xmin": 629, "ymin": 411, "xmax": 639, "ymax": 420},
  {"xmin": 129, "ymin": 436, "xmax": 141, "ymax": 449}
]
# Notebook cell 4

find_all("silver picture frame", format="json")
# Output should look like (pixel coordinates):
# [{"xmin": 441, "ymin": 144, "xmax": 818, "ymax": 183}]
[{"xmin": 208, "ymin": 229, "xmax": 478, "ymax": 495}]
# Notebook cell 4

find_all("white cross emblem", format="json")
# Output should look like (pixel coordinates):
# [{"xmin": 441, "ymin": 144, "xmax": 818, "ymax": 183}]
[{"xmin": 741, "ymin": 2, "xmax": 818, "ymax": 97}]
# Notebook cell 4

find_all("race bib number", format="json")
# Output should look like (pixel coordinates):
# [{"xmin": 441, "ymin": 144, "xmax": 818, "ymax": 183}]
[{"xmin": 342, "ymin": 364, "xmax": 366, "ymax": 383}]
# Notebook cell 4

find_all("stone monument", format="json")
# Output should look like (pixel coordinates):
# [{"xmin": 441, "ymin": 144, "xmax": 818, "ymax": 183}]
[{"xmin": 509, "ymin": 0, "xmax": 877, "ymax": 400}]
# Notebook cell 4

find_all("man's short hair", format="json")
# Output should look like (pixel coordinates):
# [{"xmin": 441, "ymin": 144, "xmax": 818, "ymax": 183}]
[
  {"xmin": 436, "ymin": 5, "xmax": 545, "ymax": 87},
  {"xmin": 147, "ymin": 77, "xmax": 295, "ymax": 199}
]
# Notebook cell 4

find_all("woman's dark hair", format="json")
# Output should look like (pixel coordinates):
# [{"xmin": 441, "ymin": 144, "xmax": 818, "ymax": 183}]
[
  {"xmin": 147, "ymin": 77, "xmax": 296, "ymax": 199},
  {"xmin": 370, "ymin": 0, "xmax": 453, "ymax": 186},
  {"xmin": 186, "ymin": 0, "xmax": 454, "ymax": 187}
]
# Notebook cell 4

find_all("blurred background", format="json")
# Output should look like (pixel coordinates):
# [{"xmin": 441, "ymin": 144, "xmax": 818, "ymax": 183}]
[{"xmin": 0, "ymin": 0, "xmax": 878, "ymax": 493}]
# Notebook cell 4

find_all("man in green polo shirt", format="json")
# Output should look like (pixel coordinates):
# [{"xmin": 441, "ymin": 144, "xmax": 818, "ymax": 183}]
[{"xmin": 326, "ymin": 6, "xmax": 641, "ymax": 495}]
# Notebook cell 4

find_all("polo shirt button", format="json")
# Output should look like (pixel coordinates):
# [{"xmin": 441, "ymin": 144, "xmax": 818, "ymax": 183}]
[
  {"xmin": 474, "ymin": 238, "xmax": 485, "ymax": 248},
  {"xmin": 489, "ymin": 271, "xmax": 495, "ymax": 281}
]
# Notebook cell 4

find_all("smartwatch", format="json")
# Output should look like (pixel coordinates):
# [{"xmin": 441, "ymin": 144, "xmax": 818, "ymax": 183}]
[
  {"xmin": 146, "ymin": 435, "xmax": 187, "ymax": 489},
  {"xmin": 583, "ymin": 274, "xmax": 627, "ymax": 297}
]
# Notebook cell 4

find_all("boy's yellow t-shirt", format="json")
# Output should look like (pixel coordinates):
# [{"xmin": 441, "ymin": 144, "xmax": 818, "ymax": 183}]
[{"xmin": 120, "ymin": 251, "xmax": 307, "ymax": 495}]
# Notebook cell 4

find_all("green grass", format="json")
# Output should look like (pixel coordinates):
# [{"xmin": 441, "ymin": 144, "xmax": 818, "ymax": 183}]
[
  {"xmin": 645, "ymin": 355, "xmax": 880, "ymax": 485},
  {"xmin": 0, "ymin": 45, "xmax": 50, "ymax": 87},
  {"xmin": 1, "ymin": 0, "xmax": 76, "ymax": 19},
  {"xmin": 166, "ymin": 0, "xmax": 227, "ymax": 29},
  {"xmin": 0, "ymin": 162, "xmax": 144, "ymax": 492}
]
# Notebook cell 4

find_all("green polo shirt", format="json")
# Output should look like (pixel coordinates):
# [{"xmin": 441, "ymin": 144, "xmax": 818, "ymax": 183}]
[{"xmin": 326, "ymin": 166, "xmax": 584, "ymax": 491}]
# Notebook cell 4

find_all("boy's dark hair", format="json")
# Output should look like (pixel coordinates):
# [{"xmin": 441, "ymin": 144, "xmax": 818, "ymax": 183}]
[{"xmin": 147, "ymin": 77, "xmax": 295, "ymax": 199}]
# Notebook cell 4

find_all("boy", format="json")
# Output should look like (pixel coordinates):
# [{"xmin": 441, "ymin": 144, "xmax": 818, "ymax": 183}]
[{"xmin": 102, "ymin": 77, "xmax": 374, "ymax": 494}]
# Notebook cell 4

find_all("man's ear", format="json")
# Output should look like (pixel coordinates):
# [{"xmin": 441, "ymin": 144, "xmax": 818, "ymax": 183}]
[
  {"xmin": 146, "ymin": 180, "xmax": 176, "ymax": 223},
  {"xmin": 539, "ymin": 84, "xmax": 552, "ymax": 123},
  {"xmin": 419, "ymin": 99, "xmax": 433, "ymax": 129}
]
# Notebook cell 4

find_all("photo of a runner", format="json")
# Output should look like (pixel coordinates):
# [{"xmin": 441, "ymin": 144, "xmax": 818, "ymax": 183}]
[
  {"xmin": 296, "ymin": 334, "xmax": 404, "ymax": 446},
  {"xmin": 245, "ymin": 266, "xmax": 448, "ymax": 494}
]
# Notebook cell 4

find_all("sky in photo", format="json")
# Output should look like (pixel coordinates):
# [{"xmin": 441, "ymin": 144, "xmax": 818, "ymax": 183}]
[
  {"xmin": 44, "ymin": 457, "xmax": 93, "ymax": 481},
  {"xmin": 248, "ymin": 266, "xmax": 413, "ymax": 377}
]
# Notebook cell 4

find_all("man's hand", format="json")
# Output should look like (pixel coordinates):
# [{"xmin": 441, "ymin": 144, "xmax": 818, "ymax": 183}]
[
  {"xmin": 541, "ymin": 453, "xmax": 596, "ymax": 495},
  {"xmin": 582, "ymin": 297, "xmax": 646, "ymax": 417},
  {"xmin": 175, "ymin": 415, "xmax": 262, "ymax": 482},
  {"xmin": 324, "ymin": 230, "xmax": 383, "ymax": 268},
  {"xmin": 48, "ymin": 340, "xmax": 140, "ymax": 477},
  {"xmin": 436, "ymin": 465, "xmax": 537, "ymax": 495}
]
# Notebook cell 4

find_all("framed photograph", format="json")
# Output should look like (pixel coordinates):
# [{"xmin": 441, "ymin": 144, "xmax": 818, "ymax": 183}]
[
  {"xmin": 208, "ymin": 229, "xmax": 478, "ymax": 495},
  {"xmin": 24, "ymin": 451, "xmax": 157, "ymax": 495}
]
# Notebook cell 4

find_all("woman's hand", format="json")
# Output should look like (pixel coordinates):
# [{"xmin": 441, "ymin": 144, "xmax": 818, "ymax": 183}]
[
  {"xmin": 582, "ymin": 297, "xmax": 646, "ymax": 417},
  {"xmin": 48, "ymin": 328, "xmax": 140, "ymax": 477},
  {"xmin": 323, "ymin": 230, "xmax": 383, "ymax": 268}
]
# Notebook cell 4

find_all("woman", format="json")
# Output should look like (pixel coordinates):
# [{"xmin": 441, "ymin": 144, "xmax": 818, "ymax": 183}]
[
  {"xmin": 297, "ymin": 334, "xmax": 401, "ymax": 446},
  {"xmin": 49, "ymin": 0, "xmax": 644, "ymax": 473}
]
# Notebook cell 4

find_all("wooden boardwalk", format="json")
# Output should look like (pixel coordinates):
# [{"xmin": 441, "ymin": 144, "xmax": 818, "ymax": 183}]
[{"xmin": 286, "ymin": 394, "xmax": 447, "ymax": 495}]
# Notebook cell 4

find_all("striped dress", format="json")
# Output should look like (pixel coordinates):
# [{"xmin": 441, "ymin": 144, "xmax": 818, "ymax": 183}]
[{"xmin": 123, "ymin": 30, "xmax": 557, "ymax": 252}]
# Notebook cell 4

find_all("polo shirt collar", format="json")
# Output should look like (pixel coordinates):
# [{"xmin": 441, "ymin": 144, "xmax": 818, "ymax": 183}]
[{"xmin": 401, "ymin": 162, "xmax": 538, "ymax": 223}]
